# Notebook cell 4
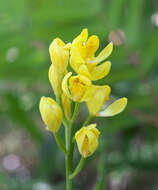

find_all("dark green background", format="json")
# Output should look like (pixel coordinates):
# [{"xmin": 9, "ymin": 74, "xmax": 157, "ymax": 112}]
[{"xmin": 1, "ymin": 0, "xmax": 158, "ymax": 189}]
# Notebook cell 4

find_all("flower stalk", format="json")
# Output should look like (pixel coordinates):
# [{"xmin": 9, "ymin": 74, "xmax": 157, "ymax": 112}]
[
  {"xmin": 69, "ymin": 157, "xmax": 86, "ymax": 179},
  {"xmin": 83, "ymin": 114, "xmax": 93, "ymax": 126}
]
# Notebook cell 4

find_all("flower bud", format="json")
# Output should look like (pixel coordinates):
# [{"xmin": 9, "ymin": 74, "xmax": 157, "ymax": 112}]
[
  {"xmin": 49, "ymin": 64, "xmax": 62, "ymax": 96},
  {"xmin": 75, "ymin": 124, "xmax": 100, "ymax": 158},
  {"xmin": 49, "ymin": 38, "xmax": 70, "ymax": 74},
  {"xmin": 39, "ymin": 96, "xmax": 63, "ymax": 133}
]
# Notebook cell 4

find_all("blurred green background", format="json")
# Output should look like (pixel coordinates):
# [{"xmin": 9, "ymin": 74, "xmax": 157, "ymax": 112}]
[{"xmin": 1, "ymin": 0, "xmax": 158, "ymax": 189}]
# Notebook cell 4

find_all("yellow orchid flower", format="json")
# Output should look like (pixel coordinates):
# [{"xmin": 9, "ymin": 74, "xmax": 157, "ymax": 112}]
[
  {"xmin": 49, "ymin": 64, "xmax": 62, "ymax": 97},
  {"xmin": 86, "ymin": 85, "xmax": 111, "ymax": 116},
  {"xmin": 49, "ymin": 38, "xmax": 71, "ymax": 74},
  {"xmin": 62, "ymin": 72, "xmax": 93, "ymax": 102},
  {"xmin": 75, "ymin": 124, "xmax": 100, "ymax": 158},
  {"xmin": 39, "ymin": 96, "xmax": 63, "ymax": 133},
  {"xmin": 70, "ymin": 28, "xmax": 113, "ymax": 81},
  {"xmin": 61, "ymin": 92, "xmax": 71, "ymax": 121},
  {"xmin": 99, "ymin": 97, "xmax": 128, "ymax": 117}
]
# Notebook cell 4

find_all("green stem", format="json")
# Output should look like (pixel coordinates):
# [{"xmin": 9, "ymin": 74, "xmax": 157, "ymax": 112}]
[
  {"xmin": 65, "ymin": 126, "xmax": 72, "ymax": 190},
  {"xmin": 83, "ymin": 114, "xmax": 94, "ymax": 126},
  {"xmin": 69, "ymin": 103, "xmax": 81, "ymax": 170},
  {"xmin": 69, "ymin": 157, "xmax": 86, "ymax": 179},
  {"xmin": 65, "ymin": 102, "xmax": 80, "ymax": 190},
  {"xmin": 63, "ymin": 117, "xmax": 69, "ymax": 128},
  {"xmin": 54, "ymin": 133, "xmax": 67, "ymax": 154}
]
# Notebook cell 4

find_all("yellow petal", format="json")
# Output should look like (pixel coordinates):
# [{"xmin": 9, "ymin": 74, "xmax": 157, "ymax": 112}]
[
  {"xmin": 70, "ymin": 48, "xmax": 84, "ymax": 73},
  {"xmin": 72, "ymin": 28, "xmax": 88, "ymax": 46},
  {"xmin": 78, "ymin": 64, "xmax": 91, "ymax": 79},
  {"xmin": 49, "ymin": 64, "xmax": 62, "ymax": 96},
  {"xmin": 91, "ymin": 61, "xmax": 111, "ymax": 81},
  {"xmin": 64, "ymin": 42, "xmax": 72, "ymax": 50},
  {"xmin": 80, "ymin": 28, "xmax": 88, "ymax": 41},
  {"xmin": 86, "ymin": 124, "xmax": 100, "ymax": 138},
  {"xmin": 80, "ymin": 85, "xmax": 96, "ymax": 102},
  {"xmin": 93, "ymin": 42, "xmax": 113, "ymax": 63},
  {"xmin": 51, "ymin": 38, "xmax": 65, "ymax": 47},
  {"xmin": 99, "ymin": 97, "xmax": 128, "ymax": 117},
  {"xmin": 81, "ymin": 134, "xmax": 90, "ymax": 158},
  {"xmin": 86, "ymin": 85, "xmax": 111, "ymax": 115},
  {"xmin": 85, "ymin": 35, "xmax": 99, "ymax": 59},
  {"xmin": 85, "ymin": 130, "xmax": 98, "ymax": 156},
  {"xmin": 69, "ymin": 75, "xmax": 91, "ymax": 102},
  {"xmin": 62, "ymin": 72, "xmax": 73, "ymax": 99},
  {"xmin": 75, "ymin": 127, "xmax": 86, "ymax": 155}
]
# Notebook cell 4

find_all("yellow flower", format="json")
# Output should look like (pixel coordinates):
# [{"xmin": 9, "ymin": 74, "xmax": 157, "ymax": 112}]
[
  {"xmin": 99, "ymin": 97, "xmax": 128, "ymax": 117},
  {"xmin": 61, "ymin": 93, "xmax": 71, "ymax": 121},
  {"xmin": 49, "ymin": 38, "xmax": 71, "ymax": 73},
  {"xmin": 75, "ymin": 124, "xmax": 100, "ymax": 158},
  {"xmin": 86, "ymin": 85, "xmax": 111, "ymax": 116},
  {"xmin": 70, "ymin": 28, "xmax": 113, "ymax": 80},
  {"xmin": 39, "ymin": 96, "xmax": 63, "ymax": 133},
  {"xmin": 49, "ymin": 64, "xmax": 62, "ymax": 97},
  {"xmin": 62, "ymin": 72, "xmax": 93, "ymax": 102}
]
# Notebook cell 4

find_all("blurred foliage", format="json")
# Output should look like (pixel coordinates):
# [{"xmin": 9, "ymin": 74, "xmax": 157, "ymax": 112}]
[{"xmin": 1, "ymin": 0, "xmax": 158, "ymax": 189}]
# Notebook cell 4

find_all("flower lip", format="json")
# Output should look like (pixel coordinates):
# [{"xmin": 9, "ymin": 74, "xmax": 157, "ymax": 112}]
[
  {"xmin": 62, "ymin": 72, "xmax": 93, "ymax": 102},
  {"xmin": 99, "ymin": 97, "xmax": 128, "ymax": 117}
]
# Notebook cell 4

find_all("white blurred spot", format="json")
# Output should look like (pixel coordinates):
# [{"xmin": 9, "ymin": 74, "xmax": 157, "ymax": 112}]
[
  {"xmin": 151, "ymin": 12, "xmax": 158, "ymax": 27},
  {"xmin": 108, "ymin": 29, "xmax": 126, "ymax": 46},
  {"xmin": 6, "ymin": 47, "xmax": 19, "ymax": 63},
  {"xmin": 33, "ymin": 182, "xmax": 52, "ymax": 190},
  {"xmin": 20, "ymin": 93, "xmax": 35, "ymax": 111},
  {"xmin": 2, "ymin": 154, "xmax": 20, "ymax": 171}
]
